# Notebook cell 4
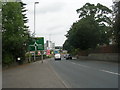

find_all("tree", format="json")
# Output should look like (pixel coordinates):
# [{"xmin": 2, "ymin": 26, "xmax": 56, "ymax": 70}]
[
  {"xmin": 76, "ymin": 3, "xmax": 112, "ymax": 26},
  {"xmin": 2, "ymin": 2, "xmax": 30, "ymax": 65},
  {"xmin": 113, "ymin": 1, "xmax": 120, "ymax": 45},
  {"xmin": 76, "ymin": 3, "xmax": 113, "ymax": 45},
  {"xmin": 63, "ymin": 3, "xmax": 113, "ymax": 51},
  {"xmin": 66, "ymin": 16, "xmax": 100, "ymax": 50},
  {"xmin": 63, "ymin": 39, "xmax": 74, "ymax": 52}
]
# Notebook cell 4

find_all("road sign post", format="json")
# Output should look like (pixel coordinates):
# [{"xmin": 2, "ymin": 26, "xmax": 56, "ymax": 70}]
[
  {"xmin": 34, "ymin": 45, "xmax": 37, "ymax": 61},
  {"xmin": 41, "ymin": 50, "xmax": 43, "ymax": 63}
]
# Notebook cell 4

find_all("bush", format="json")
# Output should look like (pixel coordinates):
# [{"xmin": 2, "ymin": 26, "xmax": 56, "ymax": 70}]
[
  {"xmin": 3, "ymin": 53, "xmax": 14, "ymax": 65},
  {"xmin": 25, "ymin": 53, "xmax": 32, "ymax": 58}
]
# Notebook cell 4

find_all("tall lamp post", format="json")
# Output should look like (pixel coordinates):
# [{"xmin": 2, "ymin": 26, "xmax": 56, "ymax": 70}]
[
  {"xmin": 33, "ymin": 2, "xmax": 39, "ymax": 61},
  {"xmin": 33, "ymin": 2, "xmax": 39, "ymax": 37}
]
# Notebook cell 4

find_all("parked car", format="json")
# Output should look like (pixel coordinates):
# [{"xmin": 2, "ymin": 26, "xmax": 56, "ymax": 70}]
[
  {"xmin": 66, "ymin": 54, "xmax": 72, "ymax": 60},
  {"xmin": 54, "ymin": 53, "xmax": 61, "ymax": 60}
]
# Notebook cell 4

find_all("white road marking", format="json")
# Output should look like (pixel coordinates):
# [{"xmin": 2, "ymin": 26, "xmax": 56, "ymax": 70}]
[
  {"xmin": 70, "ymin": 61, "xmax": 119, "ymax": 76},
  {"xmin": 78, "ymin": 64, "xmax": 90, "ymax": 68},
  {"xmin": 100, "ymin": 70, "xmax": 120, "ymax": 75},
  {"xmin": 70, "ymin": 62, "xmax": 90, "ymax": 68},
  {"xmin": 71, "ymin": 62, "xmax": 76, "ymax": 64}
]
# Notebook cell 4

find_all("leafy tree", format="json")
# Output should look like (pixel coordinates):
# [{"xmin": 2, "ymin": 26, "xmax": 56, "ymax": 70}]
[
  {"xmin": 64, "ymin": 3, "xmax": 113, "ymax": 51},
  {"xmin": 66, "ymin": 16, "xmax": 100, "ymax": 50},
  {"xmin": 76, "ymin": 3, "xmax": 112, "ymax": 26},
  {"xmin": 63, "ymin": 39, "xmax": 74, "ymax": 53},
  {"xmin": 76, "ymin": 3, "xmax": 113, "ymax": 45},
  {"xmin": 2, "ymin": 2, "xmax": 30, "ymax": 65},
  {"xmin": 113, "ymin": 1, "xmax": 120, "ymax": 45}
]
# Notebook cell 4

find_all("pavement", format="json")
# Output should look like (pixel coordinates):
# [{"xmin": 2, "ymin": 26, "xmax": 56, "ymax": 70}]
[{"xmin": 2, "ymin": 59, "xmax": 66, "ymax": 88}]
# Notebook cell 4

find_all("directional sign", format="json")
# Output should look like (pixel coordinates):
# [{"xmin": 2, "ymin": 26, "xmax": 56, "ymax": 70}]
[{"xmin": 29, "ymin": 37, "xmax": 44, "ymax": 51}]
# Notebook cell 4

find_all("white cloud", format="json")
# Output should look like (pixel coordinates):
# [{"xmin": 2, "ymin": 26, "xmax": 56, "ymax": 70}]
[
  {"xmin": 37, "ymin": 2, "xmax": 66, "ymax": 14},
  {"xmin": 23, "ymin": 0, "xmax": 113, "ymax": 46}
]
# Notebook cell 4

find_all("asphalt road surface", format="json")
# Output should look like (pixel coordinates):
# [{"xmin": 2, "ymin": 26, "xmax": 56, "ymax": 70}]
[
  {"xmin": 3, "ymin": 58, "xmax": 119, "ymax": 88},
  {"xmin": 49, "ymin": 58, "xmax": 119, "ymax": 88}
]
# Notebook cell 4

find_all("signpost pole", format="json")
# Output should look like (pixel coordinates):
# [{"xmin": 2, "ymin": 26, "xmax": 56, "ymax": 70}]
[
  {"xmin": 34, "ymin": 45, "xmax": 36, "ymax": 61},
  {"xmin": 41, "ymin": 50, "xmax": 43, "ymax": 63},
  {"xmin": 29, "ymin": 49, "xmax": 31, "ymax": 63}
]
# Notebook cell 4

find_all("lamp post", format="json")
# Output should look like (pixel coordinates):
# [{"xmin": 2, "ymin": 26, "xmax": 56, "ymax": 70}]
[
  {"xmin": 33, "ymin": 2, "xmax": 39, "ymax": 61},
  {"xmin": 33, "ymin": 2, "xmax": 39, "ymax": 37}
]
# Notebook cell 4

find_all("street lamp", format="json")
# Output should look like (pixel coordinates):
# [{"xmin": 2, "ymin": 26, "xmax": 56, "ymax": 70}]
[
  {"xmin": 33, "ymin": 2, "xmax": 39, "ymax": 37},
  {"xmin": 33, "ymin": 2, "xmax": 39, "ymax": 61}
]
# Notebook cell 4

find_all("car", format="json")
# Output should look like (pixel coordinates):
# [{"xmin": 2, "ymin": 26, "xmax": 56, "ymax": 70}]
[
  {"xmin": 63, "ymin": 54, "xmax": 67, "ymax": 58},
  {"xmin": 54, "ymin": 53, "xmax": 61, "ymax": 60},
  {"xmin": 66, "ymin": 54, "xmax": 72, "ymax": 60}
]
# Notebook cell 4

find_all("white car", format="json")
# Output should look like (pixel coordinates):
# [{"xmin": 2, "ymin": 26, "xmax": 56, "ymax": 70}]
[{"xmin": 54, "ymin": 53, "xmax": 61, "ymax": 60}]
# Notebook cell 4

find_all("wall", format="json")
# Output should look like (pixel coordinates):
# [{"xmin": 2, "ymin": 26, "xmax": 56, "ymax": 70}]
[
  {"xmin": 77, "ymin": 44, "xmax": 119, "ymax": 62},
  {"xmin": 78, "ymin": 53, "xmax": 119, "ymax": 62},
  {"xmin": 78, "ymin": 44, "xmax": 118, "ymax": 56}
]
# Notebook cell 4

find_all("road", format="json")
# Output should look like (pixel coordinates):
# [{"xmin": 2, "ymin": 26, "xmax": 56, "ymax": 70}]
[
  {"xmin": 3, "ymin": 58, "xmax": 119, "ymax": 88},
  {"xmin": 49, "ymin": 58, "xmax": 119, "ymax": 88}
]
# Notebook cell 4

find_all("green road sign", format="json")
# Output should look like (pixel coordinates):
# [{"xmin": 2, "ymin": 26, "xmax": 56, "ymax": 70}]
[{"xmin": 29, "ymin": 37, "xmax": 44, "ymax": 51}]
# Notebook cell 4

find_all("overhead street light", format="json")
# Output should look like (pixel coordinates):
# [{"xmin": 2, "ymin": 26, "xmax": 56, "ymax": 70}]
[
  {"xmin": 33, "ymin": 2, "xmax": 39, "ymax": 37},
  {"xmin": 33, "ymin": 2, "xmax": 39, "ymax": 61}
]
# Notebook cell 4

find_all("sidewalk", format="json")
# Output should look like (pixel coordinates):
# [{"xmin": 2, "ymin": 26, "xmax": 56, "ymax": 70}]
[{"xmin": 3, "ymin": 60, "xmax": 66, "ymax": 88}]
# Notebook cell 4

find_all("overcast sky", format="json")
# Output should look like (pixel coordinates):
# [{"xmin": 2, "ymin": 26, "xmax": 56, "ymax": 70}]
[{"xmin": 22, "ymin": 0, "xmax": 113, "ymax": 46}]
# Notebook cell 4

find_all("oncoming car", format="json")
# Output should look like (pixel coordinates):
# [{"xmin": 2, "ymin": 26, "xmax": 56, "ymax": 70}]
[
  {"xmin": 66, "ymin": 54, "xmax": 72, "ymax": 60},
  {"xmin": 54, "ymin": 53, "xmax": 61, "ymax": 60}
]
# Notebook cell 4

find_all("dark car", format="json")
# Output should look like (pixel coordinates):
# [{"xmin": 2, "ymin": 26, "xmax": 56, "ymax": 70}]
[{"xmin": 66, "ymin": 54, "xmax": 72, "ymax": 60}]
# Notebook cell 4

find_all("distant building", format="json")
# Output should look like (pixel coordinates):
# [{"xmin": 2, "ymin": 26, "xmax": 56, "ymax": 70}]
[
  {"xmin": 51, "ymin": 43, "xmax": 55, "ymax": 50},
  {"xmin": 55, "ymin": 46, "xmax": 62, "ymax": 51},
  {"xmin": 44, "ymin": 40, "xmax": 55, "ymax": 50}
]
